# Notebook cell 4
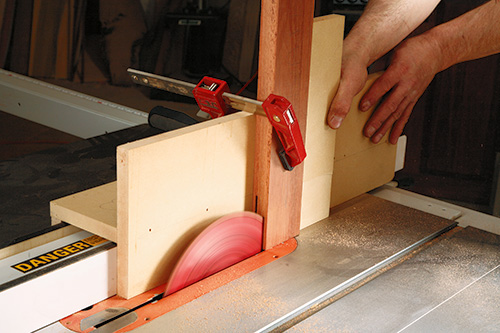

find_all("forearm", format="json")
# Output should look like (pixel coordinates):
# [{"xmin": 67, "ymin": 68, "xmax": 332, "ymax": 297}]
[
  {"xmin": 424, "ymin": 0, "xmax": 500, "ymax": 72},
  {"xmin": 344, "ymin": 0, "xmax": 441, "ymax": 66}
]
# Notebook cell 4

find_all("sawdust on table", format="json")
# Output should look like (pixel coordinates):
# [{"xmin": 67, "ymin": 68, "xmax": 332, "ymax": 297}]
[
  {"xmin": 172, "ymin": 274, "xmax": 290, "ymax": 332},
  {"xmin": 309, "ymin": 194, "xmax": 454, "ymax": 254}
]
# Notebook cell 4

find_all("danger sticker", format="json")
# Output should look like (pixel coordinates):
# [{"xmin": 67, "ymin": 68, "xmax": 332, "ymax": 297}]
[{"xmin": 11, "ymin": 235, "xmax": 107, "ymax": 273}]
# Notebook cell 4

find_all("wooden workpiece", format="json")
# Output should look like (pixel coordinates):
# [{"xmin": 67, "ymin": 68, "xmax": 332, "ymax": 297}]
[
  {"xmin": 331, "ymin": 73, "xmax": 397, "ymax": 207},
  {"xmin": 300, "ymin": 14, "xmax": 343, "ymax": 229},
  {"xmin": 116, "ymin": 114, "xmax": 256, "ymax": 297},
  {"xmin": 51, "ymin": 13, "xmax": 398, "ymax": 299},
  {"xmin": 300, "ymin": 18, "xmax": 394, "ymax": 227},
  {"xmin": 53, "ymin": 113, "xmax": 257, "ymax": 298}
]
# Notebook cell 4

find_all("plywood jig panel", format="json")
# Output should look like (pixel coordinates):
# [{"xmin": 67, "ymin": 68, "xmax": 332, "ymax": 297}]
[
  {"xmin": 51, "ymin": 182, "xmax": 117, "ymax": 242},
  {"xmin": 116, "ymin": 112, "xmax": 256, "ymax": 298},
  {"xmin": 331, "ymin": 73, "xmax": 397, "ymax": 207},
  {"xmin": 300, "ymin": 14, "xmax": 344, "ymax": 229},
  {"xmin": 51, "ymin": 112, "xmax": 257, "ymax": 299}
]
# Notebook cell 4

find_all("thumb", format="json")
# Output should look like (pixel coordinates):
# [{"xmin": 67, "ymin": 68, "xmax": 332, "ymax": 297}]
[{"xmin": 328, "ymin": 80, "xmax": 362, "ymax": 129}]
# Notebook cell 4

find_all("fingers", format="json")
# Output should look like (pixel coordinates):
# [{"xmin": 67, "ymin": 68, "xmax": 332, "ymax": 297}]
[
  {"xmin": 342, "ymin": 35, "xmax": 439, "ymax": 145},
  {"xmin": 328, "ymin": 77, "xmax": 364, "ymax": 129},
  {"xmin": 366, "ymin": 96, "xmax": 415, "ymax": 144},
  {"xmin": 359, "ymin": 70, "xmax": 399, "ymax": 112},
  {"xmin": 328, "ymin": 93, "xmax": 350, "ymax": 129},
  {"xmin": 363, "ymin": 81, "xmax": 409, "ymax": 135},
  {"xmin": 389, "ymin": 103, "xmax": 413, "ymax": 144},
  {"xmin": 328, "ymin": 98, "xmax": 349, "ymax": 130},
  {"xmin": 361, "ymin": 66, "xmax": 421, "ymax": 144},
  {"xmin": 328, "ymin": 62, "xmax": 368, "ymax": 129}
]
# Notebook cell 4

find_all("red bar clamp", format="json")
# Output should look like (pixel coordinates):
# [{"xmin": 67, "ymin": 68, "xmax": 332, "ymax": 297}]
[
  {"xmin": 192, "ymin": 77, "xmax": 230, "ymax": 119},
  {"xmin": 193, "ymin": 76, "xmax": 306, "ymax": 170},
  {"xmin": 262, "ymin": 94, "xmax": 307, "ymax": 170}
]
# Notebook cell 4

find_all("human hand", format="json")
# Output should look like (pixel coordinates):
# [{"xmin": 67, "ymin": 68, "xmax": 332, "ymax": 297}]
[
  {"xmin": 328, "ymin": 52, "xmax": 369, "ymax": 131},
  {"xmin": 328, "ymin": 34, "xmax": 441, "ymax": 145},
  {"xmin": 358, "ymin": 35, "xmax": 441, "ymax": 144}
]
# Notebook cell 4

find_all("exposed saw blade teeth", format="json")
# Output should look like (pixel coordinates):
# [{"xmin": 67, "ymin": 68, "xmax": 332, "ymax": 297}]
[{"xmin": 165, "ymin": 212, "xmax": 263, "ymax": 296}]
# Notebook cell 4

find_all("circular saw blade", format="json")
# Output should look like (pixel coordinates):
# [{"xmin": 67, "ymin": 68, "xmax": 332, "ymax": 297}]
[{"xmin": 165, "ymin": 211, "xmax": 263, "ymax": 296}]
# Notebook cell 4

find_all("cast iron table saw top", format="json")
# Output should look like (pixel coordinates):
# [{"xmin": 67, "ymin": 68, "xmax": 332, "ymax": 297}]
[{"xmin": 0, "ymin": 125, "xmax": 160, "ymax": 248}]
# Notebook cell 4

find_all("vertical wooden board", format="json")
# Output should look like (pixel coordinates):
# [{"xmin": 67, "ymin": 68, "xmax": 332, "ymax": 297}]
[
  {"xmin": 8, "ymin": 0, "xmax": 34, "ymax": 75},
  {"xmin": 117, "ymin": 113, "xmax": 256, "ymax": 298},
  {"xmin": 331, "ymin": 143, "xmax": 397, "ymax": 207},
  {"xmin": 28, "ymin": 0, "xmax": 40, "ymax": 76},
  {"xmin": 331, "ymin": 72, "xmax": 398, "ymax": 207},
  {"xmin": 55, "ymin": 1, "xmax": 70, "ymax": 79},
  {"xmin": 300, "ymin": 14, "xmax": 344, "ymax": 229},
  {"xmin": 29, "ymin": 0, "xmax": 66, "ymax": 78},
  {"xmin": 238, "ymin": 0, "xmax": 260, "ymax": 82},
  {"xmin": 99, "ymin": 0, "xmax": 147, "ymax": 85},
  {"xmin": 255, "ymin": 0, "xmax": 314, "ymax": 249},
  {"xmin": 0, "ymin": 1, "xmax": 6, "ymax": 28},
  {"xmin": 334, "ymin": 73, "xmax": 385, "ymax": 159},
  {"xmin": 223, "ymin": 0, "xmax": 260, "ymax": 82},
  {"xmin": 0, "ymin": 0, "xmax": 15, "ymax": 68}
]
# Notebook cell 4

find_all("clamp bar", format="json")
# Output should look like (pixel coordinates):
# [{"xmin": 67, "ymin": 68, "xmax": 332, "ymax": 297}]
[
  {"xmin": 128, "ymin": 68, "xmax": 196, "ymax": 98},
  {"xmin": 128, "ymin": 69, "xmax": 265, "ymax": 116}
]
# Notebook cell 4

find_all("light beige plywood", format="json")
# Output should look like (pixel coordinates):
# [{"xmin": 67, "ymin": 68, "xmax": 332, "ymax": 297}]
[
  {"xmin": 300, "ymin": 14, "xmax": 344, "ymax": 229},
  {"xmin": 331, "ymin": 72, "xmax": 397, "ymax": 207},
  {"xmin": 116, "ymin": 112, "xmax": 256, "ymax": 298},
  {"xmin": 50, "ymin": 182, "xmax": 117, "ymax": 242},
  {"xmin": 334, "ymin": 73, "xmax": 384, "ymax": 159},
  {"xmin": 331, "ymin": 142, "xmax": 397, "ymax": 207}
]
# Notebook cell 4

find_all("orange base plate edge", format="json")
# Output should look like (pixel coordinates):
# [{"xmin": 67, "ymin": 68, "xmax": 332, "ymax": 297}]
[{"xmin": 60, "ymin": 238, "xmax": 297, "ymax": 332}]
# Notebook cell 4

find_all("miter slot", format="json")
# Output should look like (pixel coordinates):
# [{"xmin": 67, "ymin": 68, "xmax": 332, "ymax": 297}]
[{"xmin": 93, "ymin": 293, "xmax": 164, "ymax": 330}]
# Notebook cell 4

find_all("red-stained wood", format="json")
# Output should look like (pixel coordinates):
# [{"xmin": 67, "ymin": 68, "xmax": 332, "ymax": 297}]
[{"xmin": 255, "ymin": 0, "xmax": 314, "ymax": 249}]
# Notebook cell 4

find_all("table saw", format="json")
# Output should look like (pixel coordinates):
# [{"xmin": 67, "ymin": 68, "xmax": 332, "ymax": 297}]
[
  {"xmin": 2, "ymin": 157, "xmax": 500, "ymax": 332},
  {"xmin": 1, "ymin": 5, "xmax": 500, "ymax": 331},
  {"xmin": 1, "ymin": 66, "xmax": 500, "ymax": 333}
]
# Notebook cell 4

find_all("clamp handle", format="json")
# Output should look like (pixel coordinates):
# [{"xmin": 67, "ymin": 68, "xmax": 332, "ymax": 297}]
[{"xmin": 262, "ymin": 94, "xmax": 307, "ymax": 170}]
